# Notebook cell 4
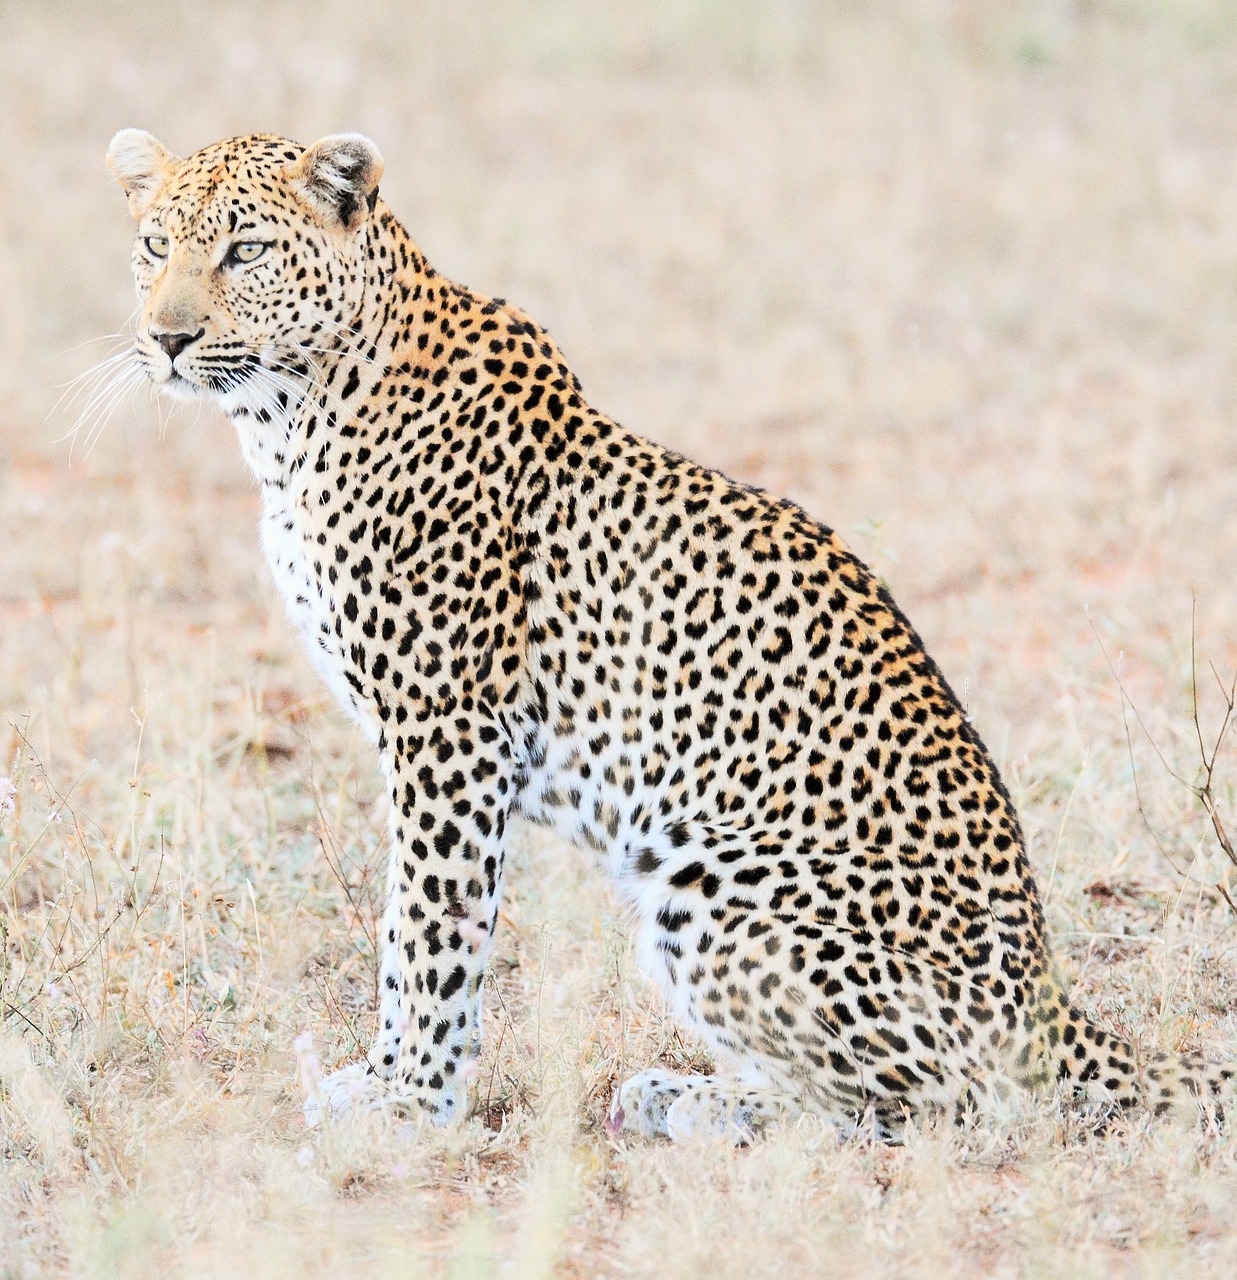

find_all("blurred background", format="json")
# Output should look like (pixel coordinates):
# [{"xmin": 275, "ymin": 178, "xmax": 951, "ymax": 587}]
[{"xmin": 3, "ymin": 4, "xmax": 1237, "ymax": 1273}]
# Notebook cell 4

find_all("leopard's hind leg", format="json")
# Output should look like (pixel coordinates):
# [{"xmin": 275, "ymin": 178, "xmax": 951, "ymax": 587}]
[
  {"xmin": 619, "ymin": 822, "xmax": 1048, "ymax": 1139},
  {"xmin": 610, "ymin": 1067, "xmax": 796, "ymax": 1142}
]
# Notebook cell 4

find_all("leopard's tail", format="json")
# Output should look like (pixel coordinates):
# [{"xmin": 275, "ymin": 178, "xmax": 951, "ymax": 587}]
[{"xmin": 1024, "ymin": 968, "xmax": 1234, "ymax": 1118}]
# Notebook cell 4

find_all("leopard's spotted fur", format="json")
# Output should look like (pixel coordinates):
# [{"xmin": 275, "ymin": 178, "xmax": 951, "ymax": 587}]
[{"xmin": 105, "ymin": 129, "xmax": 1233, "ymax": 1138}]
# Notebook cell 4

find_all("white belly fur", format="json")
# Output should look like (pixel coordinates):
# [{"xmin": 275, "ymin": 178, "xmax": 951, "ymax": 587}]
[{"xmin": 259, "ymin": 484, "xmax": 379, "ymax": 745}]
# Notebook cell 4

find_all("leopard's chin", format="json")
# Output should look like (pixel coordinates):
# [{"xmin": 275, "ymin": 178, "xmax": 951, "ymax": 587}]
[{"xmin": 152, "ymin": 369, "xmax": 211, "ymax": 402}]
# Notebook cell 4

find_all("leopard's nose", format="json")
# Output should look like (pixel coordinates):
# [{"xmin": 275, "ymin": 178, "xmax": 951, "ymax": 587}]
[{"xmin": 152, "ymin": 327, "xmax": 204, "ymax": 362}]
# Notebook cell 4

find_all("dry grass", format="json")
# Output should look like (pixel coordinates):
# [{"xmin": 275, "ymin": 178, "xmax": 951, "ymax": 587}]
[{"xmin": 3, "ymin": 1, "xmax": 1237, "ymax": 1275}]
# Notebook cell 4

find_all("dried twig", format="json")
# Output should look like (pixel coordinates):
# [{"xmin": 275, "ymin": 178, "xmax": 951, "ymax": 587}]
[
  {"xmin": 311, "ymin": 970, "xmax": 367, "ymax": 1059},
  {"xmin": 1093, "ymin": 604, "xmax": 1236, "ymax": 891},
  {"xmin": 1188, "ymin": 601, "xmax": 1237, "ymax": 870}
]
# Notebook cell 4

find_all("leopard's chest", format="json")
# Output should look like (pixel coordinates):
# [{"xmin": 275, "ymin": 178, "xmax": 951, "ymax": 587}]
[{"xmin": 259, "ymin": 483, "xmax": 379, "ymax": 744}]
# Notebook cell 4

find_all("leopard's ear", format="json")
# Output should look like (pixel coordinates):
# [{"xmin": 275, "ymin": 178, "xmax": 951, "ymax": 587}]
[
  {"xmin": 288, "ymin": 134, "xmax": 384, "ymax": 231},
  {"xmin": 106, "ymin": 129, "xmax": 180, "ymax": 218}
]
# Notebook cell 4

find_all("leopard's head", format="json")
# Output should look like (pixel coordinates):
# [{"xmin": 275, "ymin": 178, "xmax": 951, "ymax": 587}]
[{"xmin": 105, "ymin": 130, "xmax": 383, "ymax": 414}]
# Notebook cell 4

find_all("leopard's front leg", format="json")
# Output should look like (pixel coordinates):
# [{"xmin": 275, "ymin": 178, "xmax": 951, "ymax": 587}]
[
  {"xmin": 312, "ymin": 708, "xmax": 514, "ymax": 1125},
  {"xmin": 377, "ymin": 709, "xmax": 514, "ymax": 1122}
]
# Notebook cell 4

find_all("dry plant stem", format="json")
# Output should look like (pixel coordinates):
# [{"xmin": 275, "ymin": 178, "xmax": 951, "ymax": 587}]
[
  {"xmin": 1093, "ymin": 610, "xmax": 1237, "ymax": 901},
  {"xmin": 3, "ymin": 724, "xmax": 163, "ymax": 1030},
  {"xmin": 1190, "ymin": 603, "xmax": 1237, "ymax": 870}
]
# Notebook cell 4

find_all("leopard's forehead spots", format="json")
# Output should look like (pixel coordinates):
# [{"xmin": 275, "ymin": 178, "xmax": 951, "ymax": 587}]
[{"xmin": 150, "ymin": 133, "xmax": 309, "ymax": 240}]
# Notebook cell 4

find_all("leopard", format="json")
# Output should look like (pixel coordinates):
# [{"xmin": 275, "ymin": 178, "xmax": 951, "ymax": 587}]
[{"xmin": 103, "ymin": 128, "xmax": 1233, "ymax": 1141}]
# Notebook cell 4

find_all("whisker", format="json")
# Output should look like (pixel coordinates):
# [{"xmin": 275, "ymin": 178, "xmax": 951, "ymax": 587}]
[
  {"xmin": 64, "ymin": 363, "xmax": 142, "ymax": 456},
  {"xmin": 56, "ymin": 324, "xmax": 138, "ymax": 359},
  {"xmin": 153, "ymin": 382, "xmax": 171, "ymax": 442},
  {"xmin": 257, "ymin": 357, "xmax": 349, "ymax": 420},
  {"xmin": 56, "ymin": 306, "xmax": 141, "ymax": 358},
  {"xmin": 75, "ymin": 367, "xmax": 146, "ymax": 462},
  {"xmin": 49, "ymin": 348, "xmax": 138, "ymax": 421}
]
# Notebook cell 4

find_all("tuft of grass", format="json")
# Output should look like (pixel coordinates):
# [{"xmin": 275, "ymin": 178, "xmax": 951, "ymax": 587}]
[{"xmin": 2, "ymin": 1, "xmax": 1237, "ymax": 1275}]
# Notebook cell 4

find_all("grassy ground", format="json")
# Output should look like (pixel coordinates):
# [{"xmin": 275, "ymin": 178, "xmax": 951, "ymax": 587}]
[{"xmin": 3, "ymin": 2, "xmax": 1237, "ymax": 1275}]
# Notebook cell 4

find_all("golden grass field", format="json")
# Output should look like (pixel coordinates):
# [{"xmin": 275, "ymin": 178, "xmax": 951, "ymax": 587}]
[{"xmin": 3, "ymin": 2, "xmax": 1237, "ymax": 1275}]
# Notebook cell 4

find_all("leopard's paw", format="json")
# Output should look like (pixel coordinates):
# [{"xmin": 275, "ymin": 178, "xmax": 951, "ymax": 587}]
[
  {"xmin": 301, "ymin": 1060, "xmax": 394, "ymax": 1127},
  {"xmin": 608, "ymin": 1069, "xmax": 688, "ymax": 1139},
  {"xmin": 664, "ymin": 1085, "xmax": 784, "ymax": 1145}
]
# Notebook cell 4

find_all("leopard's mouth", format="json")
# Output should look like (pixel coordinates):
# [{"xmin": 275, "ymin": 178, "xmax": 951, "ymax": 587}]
[
  {"xmin": 151, "ymin": 353, "xmax": 260, "ymax": 401},
  {"xmin": 149, "ymin": 366, "xmax": 211, "ymax": 402},
  {"xmin": 144, "ymin": 342, "xmax": 311, "ymax": 419}
]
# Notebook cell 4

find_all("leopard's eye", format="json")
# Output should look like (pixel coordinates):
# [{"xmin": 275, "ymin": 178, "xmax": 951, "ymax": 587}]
[
  {"xmin": 226, "ymin": 241, "xmax": 269, "ymax": 266},
  {"xmin": 144, "ymin": 235, "xmax": 170, "ymax": 259}
]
